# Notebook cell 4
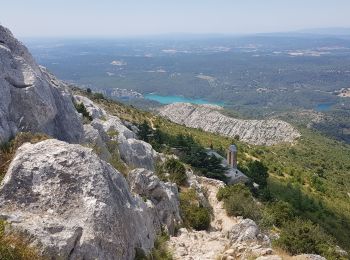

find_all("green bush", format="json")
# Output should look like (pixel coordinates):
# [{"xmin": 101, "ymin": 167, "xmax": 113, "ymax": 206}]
[
  {"xmin": 164, "ymin": 158, "xmax": 187, "ymax": 186},
  {"xmin": 217, "ymin": 184, "xmax": 261, "ymax": 221},
  {"xmin": 261, "ymin": 201, "xmax": 295, "ymax": 228},
  {"xmin": 179, "ymin": 189, "xmax": 210, "ymax": 231},
  {"xmin": 275, "ymin": 218, "xmax": 341, "ymax": 258},
  {"xmin": 74, "ymin": 102, "xmax": 92, "ymax": 122},
  {"xmin": 239, "ymin": 160, "xmax": 269, "ymax": 188}
]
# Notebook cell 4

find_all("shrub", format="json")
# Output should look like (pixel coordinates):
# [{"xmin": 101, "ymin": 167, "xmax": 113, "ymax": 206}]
[
  {"xmin": 261, "ymin": 201, "xmax": 295, "ymax": 228},
  {"xmin": 93, "ymin": 93, "xmax": 105, "ymax": 100},
  {"xmin": 135, "ymin": 232, "xmax": 173, "ymax": 260},
  {"xmin": 0, "ymin": 221, "xmax": 42, "ymax": 260},
  {"xmin": 240, "ymin": 160, "xmax": 269, "ymax": 188},
  {"xmin": 74, "ymin": 102, "xmax": 92, "ymax": 122},
  {"xmin": 179, "ymin": 189, "xmax": 211, "ymax": 231},
  {"xmin": 217, "ymin": 184, "xmax": 261, "ymax": 221},
  {"xmin": 164, "ymin": 158, "xmax": 187, "ymax": 186},
  {"xmin": 106, "ymin": 139, "xmax": 128, "ymax": 176},
  {"xmin": 275, "ymin": 218, "xmax": 340, "ymax": 258}
]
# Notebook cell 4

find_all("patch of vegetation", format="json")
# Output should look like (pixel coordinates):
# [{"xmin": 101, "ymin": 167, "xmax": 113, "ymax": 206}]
[
  {"xmin": 137, "ymin": 121, "xmax": 228, "ymax": 182},
  {"xmin": 135, "ymin": 231, "xmax": 173, "ymax": 260},
  {"xmin": 0, "ymin": 132, "xmax": 50, "ymax": 182},
  {"xmin": 275, "ymin": 218, "xmax": 345, "ymax": 259},
  {"xmin": 217, "ymin": 184, "xmax": 261, "ymax": 221},
  {"xmin": 0, "ymin": 221, "xmax": 42, "ymax": 260},
  {"xmin": 163, "ymin": 158, "xmax": 187, "ymax": 186},
  {"xmin": 106, "ymin": 139, "xmax": 128, "ymax": 176},
  {"xmin": 179, "ymin": 189, "xmax": 211, "ymax": 231},
  {"xmin": 260, "ymin": 201, "xmax": 295, "ymax": 229},
  {"xmin": 74, "ymin": 102, "xmax": 92, "ymax": 122}
]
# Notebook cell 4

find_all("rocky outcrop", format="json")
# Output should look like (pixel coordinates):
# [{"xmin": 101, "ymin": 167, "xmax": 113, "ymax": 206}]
[
  {"xmin": 128, "ymin": 168, "xmax": 182, "ymax": 234},
  {"xmin": 158, "ymin": 103, "xmax": 301, "ymax": 145},
  {"xmin": 0, "ymin": 139, "xmax": 156, "ymax": 259},
  {"xmin": 74, "ymin": 95, "xmax": 107, "ymax": 120},
  {"xmin": 118, "ymin": 138, "xmax": 158, "ymax": 170},
  {"xmin": 75, "ymin": 95, "xmax": 159, "ymax": 170},
  {"xmin": 0, "ymin": 25, "xmax": 83, "ymax": 144}
]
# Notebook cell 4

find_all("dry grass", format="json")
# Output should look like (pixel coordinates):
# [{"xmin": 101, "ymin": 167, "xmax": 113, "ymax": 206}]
[
  {"xmin": 0, "ymin": 221, "xmax": 43, "ymax": 260},
  {"xmin": 0, "ymin": 132, "xmax": 50, "ymax": 181}
]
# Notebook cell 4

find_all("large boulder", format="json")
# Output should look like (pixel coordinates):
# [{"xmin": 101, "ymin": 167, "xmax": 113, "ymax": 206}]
[
  {"xmin": 0, "ymin": 139, "xmax": 156, "ymax": 260},
  {"xmin": 128, "ymin": 168, "xmax": 181, "ymax": 234},
  {"xmin": 229, "ymin": 219, "xmax": 270, "ymax": 246},
  {"xmin": 0, "ymin": 25, "xmax": 83, "ymax": 144},
  {"xmin": 118, "ymin": 138, "xmax": 158, "ymax": 170}
]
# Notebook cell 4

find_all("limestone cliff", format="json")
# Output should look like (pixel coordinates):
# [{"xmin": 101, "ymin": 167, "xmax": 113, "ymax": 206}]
[
  {"xmin": 0, "ymin": 25, "xmax": 83, "ymax": 144},
  {"xmin": 158, "ymin": 103, "xmax": 301, "ymax": 145}
]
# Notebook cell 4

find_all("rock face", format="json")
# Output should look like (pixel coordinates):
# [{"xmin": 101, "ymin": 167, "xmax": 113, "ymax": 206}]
[
  {"xmin": 75, "ymin": 95, "xmax": 159, "ymax": 170},
  {"xmin": 128, "ymin": 168, "xmax": 182, "ymax": 234},
  {"xmin": 118, "ymin": 138, "xmax": 158, "ymax": 170},
  {"xmin": 0, "ymin": 25, "xmax": 83, "ymax": 144},
  {"xmin": 0, "ymin": 139, "xmax": 156, "ymax": 260},
  {"xmin": 158, "ymin": 103, "xmax": 300, "ymax": 145}
]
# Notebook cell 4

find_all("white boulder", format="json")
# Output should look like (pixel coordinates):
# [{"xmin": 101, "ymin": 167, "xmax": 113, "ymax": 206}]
[{"xmin": 0, "ymin": 139, "xmax": 156, "ymax": 260}]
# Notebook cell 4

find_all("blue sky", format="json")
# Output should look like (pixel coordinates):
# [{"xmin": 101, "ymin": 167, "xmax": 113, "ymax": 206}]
[{"xmin": 1, "ymin": 0, "xmax": 349, "ymax": 37}]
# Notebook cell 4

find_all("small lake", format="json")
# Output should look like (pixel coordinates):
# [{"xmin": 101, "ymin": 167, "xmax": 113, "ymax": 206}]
[
  {"xmin": 144, "ymin": 94, "xmax": 224, "ymax": 106},
  {"xmin": 315, "ymin": 103, "xmax": 334, "ymax": 112}
]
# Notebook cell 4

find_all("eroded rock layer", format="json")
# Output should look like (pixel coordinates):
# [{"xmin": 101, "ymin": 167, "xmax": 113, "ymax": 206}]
[{"xmin": 159, "ymin": 103, "xmax": 300, "ymax": 145}]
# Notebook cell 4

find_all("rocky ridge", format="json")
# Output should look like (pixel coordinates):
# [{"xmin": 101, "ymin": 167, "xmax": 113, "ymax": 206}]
[
  {"xmin": 158, "ymin": 103, "xmax": 301, "ymax": 145},
  {"xmin": 75, "ymin": 94, "xmax": 160, "ymax": 170}
]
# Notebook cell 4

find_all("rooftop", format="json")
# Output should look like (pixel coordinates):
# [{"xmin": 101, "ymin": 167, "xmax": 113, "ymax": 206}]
[{"xmin": 228, "ymin": 144, "xmax": 237, "ymax": 152}]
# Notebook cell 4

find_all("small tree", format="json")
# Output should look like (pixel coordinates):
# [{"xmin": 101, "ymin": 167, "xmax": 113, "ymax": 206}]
[
  {"xmin": 243, "ymin": 160, "xmax": 269, "ymax": 188},
  {"xmin": 74, "ymin": 102, "xmax": 92, "ymax": 122},
  {"xmin": 137, "ymin": 121, "xmax": 152, "ymax": 143},
  {"xmin": 164, "ymin": 158, "xmax": 187, "ymax": 186}
]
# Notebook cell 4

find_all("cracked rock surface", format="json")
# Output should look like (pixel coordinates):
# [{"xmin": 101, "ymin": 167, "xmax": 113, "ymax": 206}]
[{"xmin": 0, "ymin": 139, "xmax": 156, "ymax": 260}]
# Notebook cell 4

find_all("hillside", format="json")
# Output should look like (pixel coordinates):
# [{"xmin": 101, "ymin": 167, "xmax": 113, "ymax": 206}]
[{"xmin": 77, "ymin": 88, "xmax": 350, "ymax": 254}]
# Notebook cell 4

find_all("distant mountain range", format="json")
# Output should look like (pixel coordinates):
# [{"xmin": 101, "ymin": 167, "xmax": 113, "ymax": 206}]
[{"xmin": 296, "ymin": 27, "xmax": 350, "ymax": 35}]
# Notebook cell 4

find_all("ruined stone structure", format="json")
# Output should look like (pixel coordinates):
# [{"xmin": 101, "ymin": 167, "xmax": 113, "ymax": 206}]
[{"xmin": 227, "ymin": 144, "xmax": 237, "ymax": 168}]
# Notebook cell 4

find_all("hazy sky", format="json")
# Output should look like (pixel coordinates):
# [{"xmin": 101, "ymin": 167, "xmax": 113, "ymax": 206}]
[{"xmin": 1, "ymin": 0, "xmax": 350, "ymax": 37}]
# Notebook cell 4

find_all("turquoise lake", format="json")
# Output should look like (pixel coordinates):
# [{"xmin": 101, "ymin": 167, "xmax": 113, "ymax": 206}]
[
  {"xmin": 315, "ymin": 103, "xmax": 334, "ymax": 112},
  {"xmin": 144, "ymin": 94, "xmax": 224, "ymax": 106}
]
